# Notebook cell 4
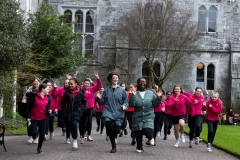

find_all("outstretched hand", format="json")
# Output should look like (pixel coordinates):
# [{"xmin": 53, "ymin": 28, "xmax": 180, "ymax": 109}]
[
  {"xmin": 66, "ymin": 74, "xmax": 72, "ymax": 79},
  {"xmin": 96, "ymin": 92, "xmax": 102, "ymax": 99},
  {"xmin": 130, "ymin": 89, "xmax": 136, "ymax": 95},
  {"xmin": 156, "ymin": 90, "xmax": 163, "ymax": 98},
  {"xmin": 94, "ymin": 71, "xmax": 99, "ymax": 79}
]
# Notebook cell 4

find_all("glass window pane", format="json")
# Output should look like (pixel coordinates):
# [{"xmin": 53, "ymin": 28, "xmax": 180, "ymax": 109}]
[
  {"xmin": 75, "ymin": 10, "xmax": 83, "ymax": 32},
  {"xmin": 198, "ymin": 6, "xmax": 206, "ymax": 32},
  {"xmin": 64, "ymin": 10, "xmax": 72, "ymax": 25},
  {"xmin": 142, "ymin": 62, "xmax": 149, "ymax": 76},
  {"xmin": 86, "ymin": 11, "xmax": 94, "ymax": 33},
  {"xmin": 208, "ymin": 6, "xmax": 217, "ymax": 32},
  {"xmin": 207, "ymin": 64, "xmax": 215, "ymax": 90},
  {"xmin": 85, "ymin": 35, "xmax": 93, "ymax": 58}
]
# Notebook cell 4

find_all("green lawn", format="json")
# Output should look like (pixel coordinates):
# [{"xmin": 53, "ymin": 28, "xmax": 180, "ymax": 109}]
[
  {"xmin": 185, "ymin": 123, "xmax": 240, "ymax": 158},
  {"xmin": 7, "ymin": 126, "xmax": 27, "ymax": 135}
]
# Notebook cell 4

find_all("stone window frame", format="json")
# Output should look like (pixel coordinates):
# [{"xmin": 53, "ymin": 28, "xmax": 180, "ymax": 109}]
[
  {"xmin": 197, "ymin": 4, "xmax": 218, "ymax": 33},
  {"xmin": 141, "ymin": 59, "xmax": 163, "ymax": 87},
  {"xmin": 196, "ymin": 61, "xmax": 216, "ymax": 91},
  {"xmin": 62, "ymin": 7, "xmax": 96, "ymax": 58}
]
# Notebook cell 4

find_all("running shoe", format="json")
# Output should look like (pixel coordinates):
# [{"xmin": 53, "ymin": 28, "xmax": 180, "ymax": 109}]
[
  {"xmin": 195, "ymin": 137, "xmax": 199, "ymax": 145},
  {"xmin": 157, "ymin": 131, "xmax": 160, "ymax": 137},
  {"xmin": 87, "ymin": 136, "xmax": 93, "ymax": 141},
  {"xmin": 72, "ymin": 140, "xmax": 78, "ymax": 150},
  {"xmin": 207, "ymin": 143, "xmax": 212, "ymax": 152},
  {"xmin": 96, "ymin": 126, "xmax": 100, "ymax": 132},
  {"xmin": 174, "ymin": 140, "xmax": 180, "ymax": 148},
  {"xmin": 66, "ymin": 138, "xmax": 71, "ymax": 144},
  {"xmin": 189, "ymin": 140, "xmax": 193, "ymax": 148},
  {"xmin": 124, "ymin": 129, "xmax": 128, "ymax": 135},
  {"xmin": 180, "ymin": 134, "xmax": 185, "ymax": 143}
]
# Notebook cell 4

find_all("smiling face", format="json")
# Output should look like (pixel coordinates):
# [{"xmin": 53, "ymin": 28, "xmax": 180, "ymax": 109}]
[
  {"xmin": 69, "ymin": 79, "xmax": 77, "ymax": 91},
  {"xmin": 120, "ymin": 83, "xmax": 126, "ymax": 90},
  {"xmin": 33, "ymin": 79, "xmax": 40, "ymax": 88},
  {"xmin": 111, "ymin": 75, "xmax": 119, "ymax": 85},
  {"xmin": 64, "ymin": 79, "xmax": 69, "ymax": 88},
  {"xmin": 137, "ymin": 78, "xmax": 146, "ymax": 91},
  {"xmin": 166, "ymin": 92, "xmax": 172, "ymax": 99},
  {"xmin": 42, "ymin": 86, "xmax": 50, "ymax": 95},
  {"xmin": 47, "ymin": 82, "xmax": 52, "ymax": 90},
  {"xmin": 174, "ymin": 86, "xmax": 181, "ymax": 96},
  {"xmin": 195, "ymin": 88, "xmax": 202, "ymax": 97},
  {"xmin": 83, "ymin": 80, "xmax": 91, "ymax": 88}
]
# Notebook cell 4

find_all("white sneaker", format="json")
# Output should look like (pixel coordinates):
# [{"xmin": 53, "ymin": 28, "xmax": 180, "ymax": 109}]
[
  {"xmin": 84, "ymin": 132, "xmax": 88, "ymax": 139},
  {"xmin": 80, "ymin": 137, "xmax": 84, "ymax": 144},
  {"xmin": 66, "ymin": 138, "xmax": 71, "ymax": 144},
  {"xmin": 174, "ymin": 140, "xmax": 180, "ymax": 148},
  {"xmin": 50, "ymin": 132, "xmax": 54, "ymax": 139},
  {"xmin": 189, "ymin": 140, "xmax": 193, "ymax": 148},
  {"xmin": 27, "ymin": 137, "xmax": 33, "ymax": 144},
  {"xmin": 72, "ymin": 140, "xmax": 78, "ymax": 150},
  {"xmin": 195, "ymin": 137, "xmax": 199, "ymax": 145},
  {"xmin": 33, "ymin": 137, "xmax": 38, "ymax": 144},
  {"xmin": 136, "ymin": 149, "xmax": 142, "ymax": 153},
  {"xmin": 157, "ymin": 131, "xmax": 160, "ymax": 137},
  {"xmin": 150, "ymin": 138, "xmax": 155, "ymax": 145},
  {"xmin": 87, "ymin": 136, "xmax": 93, "ymax": 141},
  {"xmin": 180, "ymin": 134, "xmax": 185, "ymax": 143}
]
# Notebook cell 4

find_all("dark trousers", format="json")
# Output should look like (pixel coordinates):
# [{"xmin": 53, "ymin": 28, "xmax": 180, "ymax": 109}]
[
  {"xmin": 188, "ymin": 114, "xmax": 202, "ymax": 140},
  {"xmin": 96, "ymin": 112, "xmax": 104, "ymax": 132},
  {"xmin": 162, "ymin": 113, "xmax": 172, "ymax": 136},
  {"xmin": 106, "ymin": 121, "xmax": 120, "ymax": 148},
  {"xmin": 207, "ymin": 120, "xmax": 219, "ymax": 144},
  {"xmin": 126, "ymin": 112, "xmax": 135, "ymax": 139},
  {"xmin": 120, "ymin": 113, "xmax": 127, "ymax": 130},
  {"xmin": 65, "ymin": 117, "xmax": 71, "ymax": 139},
  {"xmin": 45, "ymin": 115, "xmax": 54, "ymax": 135},
  {"xmin": 70, "ymin": 120, "xmax": 79, "ymax": 139},
  {"xmin": 80, "ymin": 108, "xmax": 93, "ymax": 136},
  {"xmin": 135, "ymin": 128, "xmax": 153, "ymax": 149},
  {"xmin": 154, "ymin": 112, "xmax": 163, "ymax": 139},
  {"xmin": 58, "ymin": 110, "xmax": 66, "ymax": 133},
  {"xmin": 30, "ymin": 119, "xmax": 46, "ymax": 149}
]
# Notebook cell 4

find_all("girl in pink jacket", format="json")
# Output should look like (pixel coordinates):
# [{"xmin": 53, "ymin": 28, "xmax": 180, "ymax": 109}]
[
  {"xmin": 184, "ymin": 87, "xmax": 205, "ymax": 148},
  {"xmin": 202, "ymin": 91, "xmax": 222, "ymax": 152},
  {"xmin": 168, "ymin": 85, "xmax": 194, "ymax": 148}
]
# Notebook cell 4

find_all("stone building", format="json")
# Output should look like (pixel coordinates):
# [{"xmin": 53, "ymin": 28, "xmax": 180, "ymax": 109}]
[{"xmin": 19, "ymin": 0, "xmax": 240, "ymax": 108}]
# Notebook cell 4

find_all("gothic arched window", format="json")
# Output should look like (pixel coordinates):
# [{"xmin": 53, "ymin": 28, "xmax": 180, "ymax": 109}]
[
  {"xmin": 198, "ymin": 6, "xmax": 206, "ymax": 32},
  {"xmin": 208, "ymin": 6, "xmax": 217, "ymax": 32}
]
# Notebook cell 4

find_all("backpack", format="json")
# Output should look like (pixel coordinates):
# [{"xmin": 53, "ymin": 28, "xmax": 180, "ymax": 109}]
[{"xmin": 18, "ymin": 102, "xmax": 27, "ymax": 118}]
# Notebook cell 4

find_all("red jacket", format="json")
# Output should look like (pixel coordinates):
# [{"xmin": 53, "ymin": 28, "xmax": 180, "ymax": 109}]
[
  {"xmin": 168, "ymin": 93, "xmax": 194, "ymax": 117},
  {"xmin": 48, "ymin": 87, "xmax": 58, "ymax": 111},
  {"xmin": 55, "ymin": 87, "xmax": 66, "ymax": 110},
  {"xmin": 203, "ymin": 98, "xmax": 222, "ymax": 121},
  {"xmin": 126, "ymin": 92, "xmax": 134, "ymax": 112}
]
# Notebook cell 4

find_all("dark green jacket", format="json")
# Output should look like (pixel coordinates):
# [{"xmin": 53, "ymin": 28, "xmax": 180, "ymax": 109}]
[{"xmin": 129, "ymin": 90, "xmax": 162, "ymax": 131}]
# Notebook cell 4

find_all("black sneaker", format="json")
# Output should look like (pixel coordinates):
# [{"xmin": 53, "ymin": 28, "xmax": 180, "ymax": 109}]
[
  {"xmin": 131, "ymin": 140, "xmax": 136, "ymax": 146},
  {"xmin": 163, "ymin": 136, "xmax": 167, "ymax": 140},
  {"xmin": 119, "ymin": 132, "xmax": 123, "ymax": 137},
  {"xmin": 145, "ymin": 140, "xmax": 150, "ymax": 145},
  {"xmin": 96, "ymin": 126, "xmax": 100, "ymax": 132},
  {"xmin": 124, "ymin": 129, "xmax": 128, "ymax": 135},
  {"xmin": 167, "ymin": 129, "xmax": 171, "ymax": 135}
]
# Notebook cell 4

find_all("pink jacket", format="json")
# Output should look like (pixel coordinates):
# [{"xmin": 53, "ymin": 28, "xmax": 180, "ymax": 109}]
[
  {"xmin": 163, "ymin": 98, "xmax": 172, "ymax": 115},
  {"xmin": 31, "ymin": 92, "xmax": 49, "ymax": 120},
  {"xmin": 48, "ymin": 88, "xmax": 58, "ymax": 111},
  {"xmin": 55, "ymin": 87, "xmax": 66, "ymax": 110},
  {"xmin": 154, "ymin": 102, "xmax": 165, "ymax": 113},
  {"xmin": 190, "ymin": 93, "xmax": 204, "ymax": 115},
  {"xmin": 168, "ymin": 93, "xmax": 194, "ymax": 117},
  {"xmin": 202, "ymin": 98, "xmax": 222, "ymax": 121},
  {"xmin": 83, "ymin": 78, "xmax": 102, "ymax": 109}
]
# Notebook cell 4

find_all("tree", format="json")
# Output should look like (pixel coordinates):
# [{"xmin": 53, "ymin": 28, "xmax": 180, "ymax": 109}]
[
  {"xmin": 0, "ymin": 0, "xmax": 29, "ymax": 74},
  {"xmin": 19, "ymin": 2, "xmax": 86, "ymax": 80},
  {"xmin": 117, "ymin": 0, "xmax": 199, "ymax": 88}
]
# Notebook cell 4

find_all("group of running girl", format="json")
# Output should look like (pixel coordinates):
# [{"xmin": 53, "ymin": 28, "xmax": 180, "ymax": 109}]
[{"xmin": 23, "ymin": 71, "xmax": 222, "ymax": 154}]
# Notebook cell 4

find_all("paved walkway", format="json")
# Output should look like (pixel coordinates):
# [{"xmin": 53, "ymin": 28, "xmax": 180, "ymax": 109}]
[{"xmin": 0, "ymin": 122, "xmax": 238, "ymax": 160}]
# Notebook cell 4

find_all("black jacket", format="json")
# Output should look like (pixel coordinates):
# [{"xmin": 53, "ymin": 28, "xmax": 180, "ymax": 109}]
[
  {"xmin": 26, "ymin": 92, "xmax": 52, "ymax": 119},
  {"xmin": 61, "ymin": 88, "xmax": 88, "ymax": 121}
]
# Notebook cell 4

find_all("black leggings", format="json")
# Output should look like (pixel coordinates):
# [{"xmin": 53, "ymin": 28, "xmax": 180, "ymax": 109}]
[
  {"xmin": 30, "ymin": 119, "xmax": 46, "ymax": 149},
  {"xmin": 188, "ymin": 115, "xmax": 202, "ymax": 140},
  {"xmin": 106, "ymin": 121, "xmax": 120, "ymax": 148},
  {"xmin": 126, "ymin": 112, "xmax": 135, "ymax": 139},
  {"xmin": 45, "ymin": 115, "xmax": 54, "ymax": 135},
  {"xmin": 154, "ymin": 112, "xmax": 163, "ymax": 139},
  {"xmin": 96, "ymin": 112, "xmax": 104, "ymax": 132},
  {"xmin": 120, "ymin": 113, "xmax": 127, "ymax": 130},
  {"xmin": 162, "ymin": 113, "xmax": 172, "ymax": 136},
  {"xmin": 135, "ymin": 128, "xmax": 153, "ymax": 149},
  {"xmin": 79, "ymin": 108, "xmax": 93, "ymax": 136},
  {"xmin": 207, "ymin": 120, "xmax": 219, "ymax": 144}
]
